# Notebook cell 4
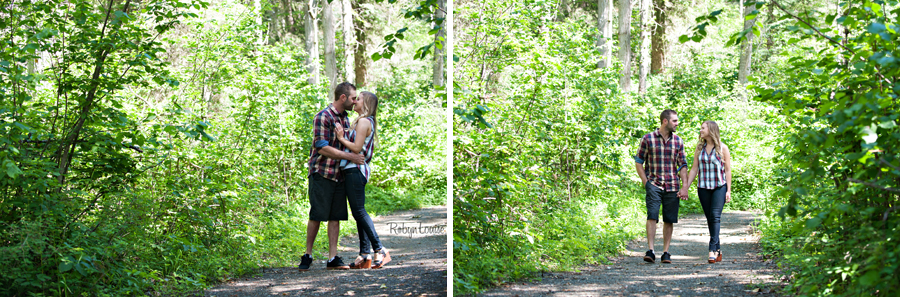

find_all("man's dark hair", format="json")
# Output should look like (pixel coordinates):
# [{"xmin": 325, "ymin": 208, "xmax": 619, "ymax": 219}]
[
  {"xmin": 334, "ymin": 82, "xmax": 357, "ymax": 101},
  {"xmin": 660, "ymin": 109, "xmax": 677, "ymax": 123}
]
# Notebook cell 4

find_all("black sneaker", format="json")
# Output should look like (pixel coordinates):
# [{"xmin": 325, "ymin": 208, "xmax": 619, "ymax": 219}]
[
  {"xmin": 643, "ymin": 250, "xmax": 656, "ymax": 263},
  {"xmin": 326, "ymin": 255, "xmax": 350, "ymax": 270},
  {"xmin": 298, "ymin": 254, "xmax": 313, "ymax": 271},
  {"xmin": 661, "ymin": 252, "xmax": 672, "ymax": 263}
]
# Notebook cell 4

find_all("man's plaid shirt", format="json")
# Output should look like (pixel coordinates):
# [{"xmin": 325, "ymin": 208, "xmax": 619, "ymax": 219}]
[
  {"xmin": 635, "ymin": 129, "xmax": 688, "ymax": 192},
  {"xmin": 307, "ymin": 104, "xmax": 350, "ymax": 182}
]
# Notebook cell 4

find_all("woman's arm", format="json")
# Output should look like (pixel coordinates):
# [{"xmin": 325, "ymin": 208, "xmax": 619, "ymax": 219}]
[
  {"xmin": 723, "ymin": 144, "xmax": 733, "ymax": 203},
  {"xmin": 335, "ymin": 119, "xmax": 371, "ymax": 153}
]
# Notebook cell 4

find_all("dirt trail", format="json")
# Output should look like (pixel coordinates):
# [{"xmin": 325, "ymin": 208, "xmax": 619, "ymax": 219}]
[
  {"xmin": 204, "ymin": 206, "xmax": 447, "ymax": 297},
  {"xmin": 481, "ymin": 211, "xmax": 781, "ymax": 296}
]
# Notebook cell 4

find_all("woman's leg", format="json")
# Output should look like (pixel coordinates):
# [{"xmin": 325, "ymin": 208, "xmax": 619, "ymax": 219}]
[
  {"xmin": 709, "ymin": 185, "xmax": 727, "ymax": 252},
  {"xmin": 697, "ymin": 188, "xmax": 716, "ymax": 253},
  {"xmin": 345, "ymin": 168, "xmax": 383, "ymax": 253}
]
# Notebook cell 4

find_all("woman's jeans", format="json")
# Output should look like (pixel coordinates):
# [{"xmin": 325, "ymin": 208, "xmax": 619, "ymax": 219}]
[
  {"xmin": 698, "ymin": 185, "xmax": 727, "ymax": 252},
  {"xmin": 344, "ymin": 167, "xmax": 383, "ymax": 254}
]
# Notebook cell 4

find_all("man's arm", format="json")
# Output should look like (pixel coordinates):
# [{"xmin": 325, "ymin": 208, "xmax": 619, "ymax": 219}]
[
  {"xmin": 317, "ymin": 146, "xmax": 365, "ymax": 164},
  {"xmin": 678, "ymin": 166, "xmax": 688, "ymax": 200},
  {"xmin": 635, "ymin": 163, "xmax": 648, "ymax": 185},
  {"xmin": 634, "ymin": 136, "xmax": 649, "ymax": 185}
]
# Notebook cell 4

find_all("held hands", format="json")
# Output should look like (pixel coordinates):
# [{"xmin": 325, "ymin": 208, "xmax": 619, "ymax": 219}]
[
  {"xmin": 347, "ymin": 152, "xmax": 365, "ymax": 165},
  {"xmin": 677, "ymin": 188, "xmax": 689, "ymax": 201}
]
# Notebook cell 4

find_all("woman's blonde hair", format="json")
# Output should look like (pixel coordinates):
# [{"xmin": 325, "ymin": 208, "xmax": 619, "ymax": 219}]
[
  {"xmin": 698, "ymin": 120, "xmax": 724, "ymax": 157},
  {"xmin": 350, "ymin": 91, "xmax": 379, "ymax": 143}
]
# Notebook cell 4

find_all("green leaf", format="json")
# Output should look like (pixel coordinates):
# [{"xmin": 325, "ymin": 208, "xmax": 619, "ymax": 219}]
[
  {"xmin": 4, "ymin": 159, "xmax": 23, "ymax": 179},
  {"xmin": 867, "ymin": 22, "xmax": 886, "ymax": 34},
  {"xmin": 58, "ymin": 260, "xmax": 73, "ymax": 273},
  {"xmin": 372, "ymin": 52, "xmax": 382, "ymax": 61},
  {"xmin": 679, "ymin": 35, "xmax": 690, "ymax": 43},
  {"xmin": 860, "ymin": 270, "xmax": 881, "ymax": 285},
  {"xmin": 806, "ymin": 217, "xmax": 822, "ymax": 229}
]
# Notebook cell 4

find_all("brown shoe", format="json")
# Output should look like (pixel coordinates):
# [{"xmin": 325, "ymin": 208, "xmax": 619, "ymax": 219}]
[
  {"xmin": 715, "ymin": 251, "xmax": 723, "ymax": 263},
  {"xmin": 350, "ymin": 254, "xmax": 371, "ymax": 269},
  {"xmin": 372, "ymin": 249, "xmax": 391, "ymax": 269}
]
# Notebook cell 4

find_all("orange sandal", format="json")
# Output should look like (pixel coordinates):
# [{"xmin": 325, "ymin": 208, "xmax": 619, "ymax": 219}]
[
  {"xmin": 372, "ymin": 249, "xmax": 391, "ymax": 269},
  {"xmin": 350, "ymin": 254, "xmax": 371, "ymax": 269}
]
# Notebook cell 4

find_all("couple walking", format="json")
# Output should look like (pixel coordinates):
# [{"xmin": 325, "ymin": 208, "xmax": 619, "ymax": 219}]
[
  {"xmin": 636, "ymin": 109, "xmax": 733, "ymax": 264},
  {"xmin": 298, "ymin": 82, "xmax": 391, "ymax": 271}
]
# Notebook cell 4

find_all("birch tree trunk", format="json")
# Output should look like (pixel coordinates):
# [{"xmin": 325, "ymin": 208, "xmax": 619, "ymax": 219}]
[
  {"xmin": 324, "ymin": 0, "xmax": 338, "ymax": 101},
  {"xmin": 638, "ymin": 0, "xmax": 651, "ymax": 93},
  {"xmin": 304, "ymin": 0, "xmax": 320, "ymax": 85},
  {"xmin": 738, "ymin": 1, "xmax": 756, "ymax": 85},
  {"xmin": 618, "ymin": 0, "xmax": 632, "ymax": 93},
  {"xmin": 342, "ymin": 0, "xmax": 355, "ymax": 84},
  {"xmin": 353, "ymin": 0, "xmax": 368, "ymax": 87},
  {"xmin": 651, "ymin": 0, "xmax": 667, "ymax": 74},
  {"xmin": 254, "ymin": 0, "xmax": 264, "ymax": 44},
  {"xmin": 597, "ymin": 0, "xmax": 612, "ymax": 68},
  {"xmin": 433, "ymin": 0, "xmax": 446, "ymax": 87}
]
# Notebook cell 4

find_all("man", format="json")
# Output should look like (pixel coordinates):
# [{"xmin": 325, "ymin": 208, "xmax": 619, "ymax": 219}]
[
  {"xmin": 299, "ymin": 82, "xmax": 365, "ymax": 271},
  {"xmin": 634, "ymin": 109, "xmax": 688, "ymax": 264}
]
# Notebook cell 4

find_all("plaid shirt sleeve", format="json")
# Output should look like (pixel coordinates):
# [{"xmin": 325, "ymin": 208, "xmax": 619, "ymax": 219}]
[
  {"xmin": 312, "ymin": 112, "xmax": 331, "ymax": 149},
  {"xmin": 635, "ymin": 134, "xmax": 648, "ymax": 164},
  {"xmin": 676, "ymin": 138, "xmax": 687, "ymax": 172}
]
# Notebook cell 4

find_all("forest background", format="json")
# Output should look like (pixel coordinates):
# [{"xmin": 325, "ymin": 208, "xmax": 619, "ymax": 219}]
[
  {"xmin": 0, "ymin": 0, "xmax": 447, "ymax": 295},
  {"xmin": 453, "ymin": 0, "xmax": 899, "ymax": 295}
]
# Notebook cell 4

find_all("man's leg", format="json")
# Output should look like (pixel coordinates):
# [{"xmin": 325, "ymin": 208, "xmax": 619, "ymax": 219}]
[
  {"xmin": 646, "ymin": 219, "xmax": 657, "ymax": 251},
  {"xmin": 306, "ymin": 220, "xmax": 320, "ymax": 255},
  {"xmin": 662, "ymin": 222, "xmax": 674, "ymax": 253},
  {"xmin": 327, "ymin": 220, "xmax": 340, "ymax": 259}
]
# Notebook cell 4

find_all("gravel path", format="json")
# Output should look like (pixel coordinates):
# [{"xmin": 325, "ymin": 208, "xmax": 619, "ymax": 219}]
[
  {"xmin": 204, "ymin": 206, "xmax": 447, "ymax": 297},
  {"xmin": 481, "ymin": 211, "xmax": 781, "ymax": 296}
]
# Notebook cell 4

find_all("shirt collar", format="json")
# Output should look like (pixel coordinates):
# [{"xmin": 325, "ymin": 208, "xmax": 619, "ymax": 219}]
[
  {"xmin": 654, "ymin": 128, "xmax": 677, "ymax": 141},
  {"xmin": 329, "ymin": 104, "xmax": 348, "ymax": 117}
]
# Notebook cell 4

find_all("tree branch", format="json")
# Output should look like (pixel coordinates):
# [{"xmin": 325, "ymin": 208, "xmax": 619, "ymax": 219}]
[{"xmin": 848, "ymin": 178, "xmax": 900, "ymax": 193}]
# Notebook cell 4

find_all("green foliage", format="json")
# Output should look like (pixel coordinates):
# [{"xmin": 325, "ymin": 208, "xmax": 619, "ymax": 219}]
[
  {"xmin": 748, "ymin": 0, "xmax": 900, "ymax": 295},
  {"xmin": 0, "ymin": 0, "xmax": 444, "ymax": 295}
]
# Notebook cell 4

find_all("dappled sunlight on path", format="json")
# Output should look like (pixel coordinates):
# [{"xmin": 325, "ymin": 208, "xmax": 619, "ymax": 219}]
[{"xmin": 481, "ymin": 211, "xmax": 780, "ymax": 296}]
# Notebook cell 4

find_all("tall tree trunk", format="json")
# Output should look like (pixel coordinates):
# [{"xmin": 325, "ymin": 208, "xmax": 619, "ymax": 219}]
[
  {"xmin": 353, "ymin": 0, "xmax": 368, "ymax": 87},
  {"xmin": 267, "ymin": 3, "xmax": 283, "ymax": 44},
  {"xmin": 557, "ymin": 0, "xmax": 570, "ymax": 21},
  {"xmin": 304, "ymin": 0, "xmax": 320, "ymax": 85},
  {"xmin": 284, "ymin": 0, "xmax": 296, "ymax": 35},
  {"xmin": 650, "ymin": 0, "xmax": 666, "ymax": 73},
  {"xmin": 342, "ymin": 0, "xmax": 355, "ymax": 84},
  {"xmin": 323, "ymin": 0, "xmax": 338, "ymax": 101},
  {"xmin": 618, "ymin": 0, "xmax": 632, "ymax": 92},
  {"xmin": 433, "ymin": 0, "xmax": 446, "ymax": 87},
  {"xmin": 597, "ymin": 0, "xmax": 612, "ymax": 68},
  {"xmin": 738, "ymin": 1, "xmax": 756, "ymax": 85},
  {"xmin": 638, "ymin": 0, "xmax": 651, "ymax": 93}
]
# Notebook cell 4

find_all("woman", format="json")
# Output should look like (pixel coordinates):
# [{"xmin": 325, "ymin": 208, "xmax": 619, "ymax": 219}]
[
  {"xmin": 682, "ymin": 121, "xmax": 732, "ymax": 264},
  {"xmin": 335, "ymin": 91, "xmax": 391, "ymax": 269}
]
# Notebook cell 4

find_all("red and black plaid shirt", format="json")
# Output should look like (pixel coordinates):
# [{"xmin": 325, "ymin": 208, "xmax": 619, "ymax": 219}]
[
  {"xmin": 635, "ymin": 129, "xmax": 688, "ymax": 192},
  {"xmin": 308, "ymin": 104, "xmax": 350, "ymax": 182}
]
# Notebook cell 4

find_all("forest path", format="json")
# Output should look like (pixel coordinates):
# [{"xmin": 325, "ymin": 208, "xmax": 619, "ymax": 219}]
[
  {"xmin": 481, "ymin": 211, "xmax": 781, "ymax": 296},
  {"xmin": 203, "ymin": 206, "xmax": 447, "ymax": 297}
]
